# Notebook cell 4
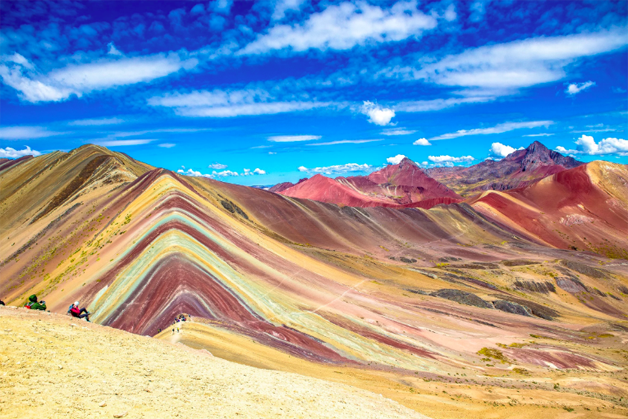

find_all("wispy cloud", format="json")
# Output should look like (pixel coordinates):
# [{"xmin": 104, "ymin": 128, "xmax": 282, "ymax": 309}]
[
  {"xmin": 95, "ymin": 139, "xmax": 154, "ymax": 146},
  {"xmin": 268, "ymin": 135, "xmax": 321, "ymax": 142},
  {"xmin": 307, "ymin": 139, "xmax": 381, "ymax": 146},
  {"xmin": 158, "ymin": 143, "xmax": 176, "ymax": 148},
  {"xmin": 566, "ymin": 81, "xmax": 595, "ymax": 96},
  {"xmin": 208, "ymin": 162, "xmax": 228, "ymax": 169},
  {"xmin": 430, "ymin": 120, "xmax": 552, "ymax": 141},
  {"xmin": 149, "ymin": 88, "xmax": 333, "ymax": 117},
  {"xmin": 387, "ymin": 30, "xmax": 627, "ymax": 95},
  {"xmin": 523, "ymin": 133, "xmax": 554, "ymax": 137},
  {"xmin": 0, "ymin": 125, "xmax": 64, "ymax": 140},
  {"xmin": 395, "ymin": 96, "xmax": 495, "ymax": 112},
  {"xmin": 1, "ymin": 52, "xmax": 198, "ymax": 103},
  {"xmin": 240, "ymin": 2, "xmax": 438, "ymax": 55},
  {"xmin": 381, "ymin": 129, "xmax": 416, "ymax": 136},
  {"xmin": 0, "ymin": 145, "xmax": 42, "ymax": 158},
  {"xmin": 68, "ymin": 117, "xmax": 127, "ymax": 126}
]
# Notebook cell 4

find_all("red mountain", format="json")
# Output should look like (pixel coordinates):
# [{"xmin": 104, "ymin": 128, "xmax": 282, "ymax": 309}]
[
  {"xmin": 427, "ymin": 141, "xmax": 584, "ymax": 197},
  {"xmin": 277, "ymin": 158, "xmax": 461, "ymax": 208}
]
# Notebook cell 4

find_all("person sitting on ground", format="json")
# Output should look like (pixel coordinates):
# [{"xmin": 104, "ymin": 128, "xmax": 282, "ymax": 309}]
[
  {"xmin": 69, "ymin": 301, "xmax": 90, "ymax": 321},
  {"xmin": 25, "ymin": 295, "xmax": 47, "ymax": 310}
]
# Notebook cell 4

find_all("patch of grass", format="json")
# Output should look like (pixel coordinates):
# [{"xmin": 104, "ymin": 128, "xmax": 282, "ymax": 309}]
[{"xmin": 477, "ymin": 347, "xmax": 510, "ymax": 364}]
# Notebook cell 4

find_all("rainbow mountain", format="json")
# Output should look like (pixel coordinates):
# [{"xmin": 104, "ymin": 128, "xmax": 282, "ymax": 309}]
[{"xmin": 1, "ymin": 144, "xmax": 627, "ymax": 417}]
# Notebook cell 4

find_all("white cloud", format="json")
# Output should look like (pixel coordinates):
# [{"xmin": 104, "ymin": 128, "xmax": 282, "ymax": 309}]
[
  {"xmin": 556, "ymin": 135, "xmax": 628, "ymax": 156},
  {"xmin": 0, "ymin": 146, "xmax": 41, "ymax": 158},
  {"xmin": 268, "ymin": 135, "xmax": 321, "ymax": 142},
  {"xmin": 386, "ymin": 154, "xmax": 406, "ymax": 164},
  {"xmin": 428, "ymin": 155, "xmax": 475, "ymax": 163},
  {"xmin": 413, "ymin": 138, "xmax": 431, "ymax": 146},
  {"xmin": 96, "ymin": 139, "xmax": 154, "ymax": 146},
  {"xmin": 431, "ymin": 120, "xmax": 552, "ymax": 141},
  {"xmin": 523, "ymin": 133, "xmax": 554, "ymax": 137},
  {"xmin": 398, "ymin": 30, "xmax": 627, "ymax": 94},
  {"xmin": 178, "ymin": 168, "xmax": 214, "ymax": 178},
  {"xmin": 269, "ymin": 151, "xmax": 277, "ymax": 155},
  {"xmin": 298, "ymin": 163, "xmax": 374, "ymax": 176},
  {"xmin": 382, "ymin": 129, "xmax": 416, "ymax": 136},
  {"xmin": 179, "ymin": 165, "xmax": 265, "ymax": 178},
  {"xmin": 307, "ymin": 139, "xmax": 381, "ymax": 146},
  {"xmin": 566, "ymin": 81, "xmax": 595, "ymax": 96},
  {"xmin": 1, "ymin": 52, "xmax": 197, "ymax": 103},
  {"xmin": 68, "ymin": 117, "xmax": 126, "ymax": 126},
  {"xmin": 0, "ymin": 126, "xmax": 64, "ymax": 140},
  {"xmin": 208, "ymin": 162, "xmax": 228, "ymax": 169},
  {"xmin": 361, "ymin": 101, "xmax": 395, "ymax": 126},
  {"xmin": 240, "ymin": 1, "xmax": 437, "ymax": 55},
  {"xmin": 149, "ymin": 89, "xmax": 332, "ymax": 117},
  {"xmin": 158, "ymin": 143, "xmax": 176, "ymax": 148},
  {"xmin": 272, "ymin": 0, "xmax": 308, "ymax": 20},
  {"xmin": 213, "ymin": 169, "xmax": 240, "ymax": 177},
  {"xmin": 489, "ymin": 142, "xmax": 523, "ymax": 158}
]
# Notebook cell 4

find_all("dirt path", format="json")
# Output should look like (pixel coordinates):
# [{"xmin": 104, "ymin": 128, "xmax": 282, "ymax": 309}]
[{"xmin": 0, "ymin": 307, "xmax": 428, "ymax": 419}]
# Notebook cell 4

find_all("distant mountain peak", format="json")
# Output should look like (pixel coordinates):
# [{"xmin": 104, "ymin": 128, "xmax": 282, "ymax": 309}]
[{"xmin": 428, "ymin": 141, "xmax": 585, "ymax": 196}]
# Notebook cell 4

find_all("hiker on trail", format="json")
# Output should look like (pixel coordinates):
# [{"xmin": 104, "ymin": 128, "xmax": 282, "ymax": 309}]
[
  {"xmin": 25, "ymin": 295, "xmax": 47, "ymax": 311},
  {"xmin": 69, "ymin": 301, "xmax": 90, "ymax": 321}
]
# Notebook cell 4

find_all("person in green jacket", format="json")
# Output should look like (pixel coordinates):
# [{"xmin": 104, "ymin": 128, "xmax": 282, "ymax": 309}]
[{"xmin": 25, "ymin": 294, "xmax": 47, "ymax": 311}]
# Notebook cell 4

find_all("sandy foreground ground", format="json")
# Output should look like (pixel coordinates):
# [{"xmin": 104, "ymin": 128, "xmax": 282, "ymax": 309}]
[{"xmin": 0, "ymin": 307, "xmax": 428, "ymax": 419}]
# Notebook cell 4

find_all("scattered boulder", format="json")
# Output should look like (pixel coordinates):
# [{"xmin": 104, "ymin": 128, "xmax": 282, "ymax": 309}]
[
  {"xmin": 220, "ymin": 199, "xmax": 249, "ymax": 220},
  {"xmin": 430, "ymin": 289, "xmax": 493, "ymax": 309},
  {"xmin": 494, "ymin": 296, "xmax": 558, "ymax": 320},
  {"xmin": 502, "ymin": 259, "xmax": 539, "ymax": 267},
  {"xmin": 513, "ymin": 280, "xmax": 556, "ymax": 294},
  {"xmin": 556, "ymin": 278, "xmax": 588, "ymax": 293},
  {"xmin": 493, "ymin": 300, "xmax": 532, "ymax": 317},
  {"xmin": 438, "ymin": 257, "xmax": 461, "ymax": 262},
  {"xmin": 453, "ymin": 263, "xmax": 500, "ymax": 270},
  {"xmin": 399, "ymin": 257, "xmax": 417, "ymax": 264},
  {"xmin": 560, "ymin": 260, "xmax": 609, "ymax": 279},
  {"xmin": 405, "ymin": 289, "xmax": 428, "ymax": 295}
]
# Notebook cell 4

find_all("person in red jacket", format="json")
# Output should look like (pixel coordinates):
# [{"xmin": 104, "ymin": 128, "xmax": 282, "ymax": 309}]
[{"xmin": 69, "ymin": 301, "xmax": 90, "ymax": 321}]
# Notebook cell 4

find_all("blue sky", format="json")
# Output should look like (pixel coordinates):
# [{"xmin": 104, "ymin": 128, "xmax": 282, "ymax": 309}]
[{"xmin": 0, "ymin": 0, "xmax": 626, "ymax": 186}]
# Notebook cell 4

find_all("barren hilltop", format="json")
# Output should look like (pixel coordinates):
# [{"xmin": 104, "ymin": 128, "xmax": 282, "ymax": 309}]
[{"xmin": 0, "ymin": 307, "xmax": 427, "ymax": 419}]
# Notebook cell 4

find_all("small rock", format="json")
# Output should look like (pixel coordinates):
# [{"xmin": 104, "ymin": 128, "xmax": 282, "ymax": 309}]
[
  {"xmin": 113, "ymin": 412, "xmax": 127, "ymax": 418},
  {"xmin": 58, "ymin": 365, "xmax": 63, "ymax": 369},
  {"xmin": 99, "ymin": 402, "xmax": 107, "ymax": 407}
]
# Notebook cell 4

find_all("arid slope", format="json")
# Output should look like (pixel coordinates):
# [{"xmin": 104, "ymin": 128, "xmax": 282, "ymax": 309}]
[{"xmin": 0, "ymin": 307, "xmax": 425, "ymax": 419}]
